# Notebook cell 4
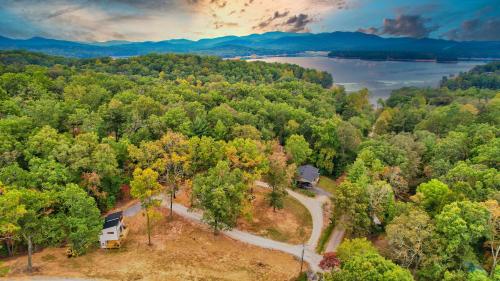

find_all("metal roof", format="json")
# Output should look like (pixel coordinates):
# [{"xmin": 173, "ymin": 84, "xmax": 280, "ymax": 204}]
[
  {"xmin": 103, "ymin": 211, "xmax": 123, "ymax": 229},
  {"xmin": 298, "ymin": 165, "xmax": 320, "ymax": 182},
  {"xmin": 105, "ymin": 211, "xmax": 123, "ymax": 222}
]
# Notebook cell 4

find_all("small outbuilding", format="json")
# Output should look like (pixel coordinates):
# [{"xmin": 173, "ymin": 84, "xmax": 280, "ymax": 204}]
[
  {"xmin": 99, "ymin": 211, "xmax": 128, "ymax": 249},
  {"xmin": 297, "ymin": 164, "xmax": 320, "ymax": 189}
]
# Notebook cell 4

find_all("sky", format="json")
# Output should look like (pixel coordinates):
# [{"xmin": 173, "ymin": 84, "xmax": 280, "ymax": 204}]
[{"xmin": 0, "ymin": 0, "xmax": 498, "ymax": 42}]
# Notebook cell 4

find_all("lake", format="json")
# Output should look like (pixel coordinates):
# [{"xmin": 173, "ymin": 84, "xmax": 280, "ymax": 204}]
[{"xmin": 248, "ymin": 56, "xmax": 484, "ymax": 104}]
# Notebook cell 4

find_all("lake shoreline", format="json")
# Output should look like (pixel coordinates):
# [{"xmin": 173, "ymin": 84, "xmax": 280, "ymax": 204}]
[
  {"xmin": 248, "ymin": 56, "xmax": 483, "ymax": 104},
  {"xmin": 241, "ymin": 53, "xmax": 497, "ymax": 64}
]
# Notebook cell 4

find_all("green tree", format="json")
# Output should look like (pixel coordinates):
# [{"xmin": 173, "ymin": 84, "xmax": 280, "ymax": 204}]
[
  {"xmin": 188, "ymin": 136, "xmax": 225, "ymax": 173},
  {"xmin": 192, "ymin": 161, "xmax": 246, "ymax": 233},
  {"xmin": 332, "ymin": 181, "xmax": 371, "ymax": 236},
  {"xmin": 443, "ymin": 162, "xmax": 499, "ymax": 201},
  {"xmin": 57, "ymin": 184, "xmax": 102, "ymax": 256},
  {"xmin": 413, "ymin": 179, "xmax": 453, "ymax": 215},
  {"xmin": 312, "ymin": 117, "xmax": 340, "ymax": 173},
  {"xmin": 367, "ymin": 181, "xmax": 396, "ymax": 225},
  {"xmin": 436, "ymin": 201, "xmax": 490, "ymax": 269},
  {"xmin": 326, "ymin": 253, "xmax": 414, "ymax": 281},
  {"xmin": 130, "ymin": 168, "xmax": 162, "ymax": 245},
  {"xmin": 336, "ymin": 238, "xmax": 378, "ymax": 262},
  {"xmin": 0, "ymin": 185, "xmax": 26, "ymax": 257},
  {"xmin": 16, "ymin": 188, "xmax": 53, "ymax": 272},
  {"xmin": 285, "ymin": 134, "xmax": 312, "ymax": 165}
]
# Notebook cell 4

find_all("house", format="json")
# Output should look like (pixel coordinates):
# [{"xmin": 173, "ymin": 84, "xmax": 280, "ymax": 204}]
[
  {"xmin": 297, "ymin": 165, "xmax": 320, "ymax": 189},
  {"xmin": 99, "ymin": 211, "xmax": 128, "ymax": 249}
]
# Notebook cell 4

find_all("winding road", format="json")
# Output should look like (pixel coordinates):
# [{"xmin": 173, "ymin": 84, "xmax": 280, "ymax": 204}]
[{"xmin": 125, "ymin": 181, "xmax": 328, "ymax": 272}]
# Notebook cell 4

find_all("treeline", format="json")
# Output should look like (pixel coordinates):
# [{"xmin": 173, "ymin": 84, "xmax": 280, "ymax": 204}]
[
  {"xmin": 326, "ymin": 63, "xmax": 499, "ymax": 280},
  {"xmin": 441, "ymin": 61, "xmax": 500, "ymax": 90},
  {"xmin": 0, "ymin": 51, "xmax": 366, "ymax": 270},
  {"xmin": 0, "ymin": 51, "xmax": 333, "ymax": 88}
]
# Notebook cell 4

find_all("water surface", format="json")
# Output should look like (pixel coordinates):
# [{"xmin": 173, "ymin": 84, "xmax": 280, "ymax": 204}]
[{"xmin": 249, "ymin": 56, "xmax": 483, "ymax": 104}]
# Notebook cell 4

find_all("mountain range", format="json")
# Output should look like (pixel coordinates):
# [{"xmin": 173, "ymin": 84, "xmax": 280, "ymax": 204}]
[{"xmin": 0, "ymin": 31, "xmax": 499, "ymax": 59}]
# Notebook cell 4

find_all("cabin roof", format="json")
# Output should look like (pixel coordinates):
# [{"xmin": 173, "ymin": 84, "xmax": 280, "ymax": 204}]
[{"xmin": 298, "ymin": 165, "xmax": 320, "ymax": 183}]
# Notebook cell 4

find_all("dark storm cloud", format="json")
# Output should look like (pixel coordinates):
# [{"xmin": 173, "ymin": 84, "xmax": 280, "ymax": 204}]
[
  {"xmin": 444, "ymin": 18, "xmax": 500, "ymax": 41},
  {"xmin": 253, "ymin": 11, "xmax": 290, "ymax": 30},
  {"xmin": 358, "ymin": 14, "xmax": 438, "ymax": 38},
  {"xmin": 282, "ymin": 14, "xmax": 313, "ymax": 32}
]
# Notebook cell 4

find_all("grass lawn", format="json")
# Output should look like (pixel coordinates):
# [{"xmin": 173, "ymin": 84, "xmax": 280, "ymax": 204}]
[
  {"xmin": 317, "ymin": 176, "xmax": 337, "ymax": 194},
  {"xmin": 4, "ymin": 209, "xmax": 302, "ymax": 281},
  {"xmin": 238, "ymin": 187, "xmax": 313, "ymax": 245}
]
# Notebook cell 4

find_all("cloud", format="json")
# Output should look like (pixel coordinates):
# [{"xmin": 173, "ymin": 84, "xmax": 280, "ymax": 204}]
[
  {"xmin": 358, "ymin": 14, "xmax": 438, "ymax": 38},
  {"xmin": 444, "ymin": 18, "xmax": 500, "ymax": 41},
  {"xmin": 214, "ymin": 21, "xmax": 238, "ymax": 29},
  {"xmin": 357, "ymin": 27, "xmax": 378, "ymax": 35},
  {"xmin": 210, "ymin": 0, "xmax": 227, "ymax": 8},
  {"xmin": 44, "ymin": 5, "xmax": 86, "ymax": 20},
  {"xmin": 253, "ymin": 11, "xmax": 290, "ymax": 30},
  {"xmin": 282, "ymin": 14, "xmax": 313, "ymax": 32},
  {"xmin": 0, "ymin": 0, "xmax": 349, "ymax": 41}
]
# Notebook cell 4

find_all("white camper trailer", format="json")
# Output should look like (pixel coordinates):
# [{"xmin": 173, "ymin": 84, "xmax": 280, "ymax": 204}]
[{"xmin": 99, "ymin": 211, "xmax": 128, "ymax": 249}]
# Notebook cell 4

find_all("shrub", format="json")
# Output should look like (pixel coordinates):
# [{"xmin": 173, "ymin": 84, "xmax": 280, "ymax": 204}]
[{"xmin": 319, "ymin": 252, "xmax": 341, "ymax": 270}]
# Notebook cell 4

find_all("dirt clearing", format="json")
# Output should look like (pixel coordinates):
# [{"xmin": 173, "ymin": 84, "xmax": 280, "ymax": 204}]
[{"xmin": 4, "ymin": 208, "xmax": 303, "ymax": 281}]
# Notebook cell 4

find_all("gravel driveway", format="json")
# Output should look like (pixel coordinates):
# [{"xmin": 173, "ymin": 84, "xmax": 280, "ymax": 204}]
[{"xmin": 124, "ymin": 181, "xmax": 327, "ymax": 271}]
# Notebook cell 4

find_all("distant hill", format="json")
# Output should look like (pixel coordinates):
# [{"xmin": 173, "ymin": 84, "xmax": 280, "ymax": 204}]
[{"xmin": 0, "ymin": 32, "xmax": 499, "ymax": 59}]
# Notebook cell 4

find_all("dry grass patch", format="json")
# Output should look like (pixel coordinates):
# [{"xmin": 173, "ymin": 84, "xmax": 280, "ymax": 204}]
[
  {"xmin": 4, "ymin": 208, "xmax": 303, "ymax": 281},
  {"xmin": 238, "ymin": 187, "xmax": 312, "ymax": 245},
  {"xmin": 317, "ymin": 176, "xmax": 336, "ymax": 194}
]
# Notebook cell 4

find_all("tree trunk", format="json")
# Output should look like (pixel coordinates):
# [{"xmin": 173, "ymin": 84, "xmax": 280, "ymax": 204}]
[
  {"xmin": 173, "ymin": 182, "xmax": 177, "ymax": 199},
  {"xmin": 272, "ymin": 185, "xmax": 277, "ymax": 212},
  {"xmin": 491, "ymin": 244, "xmax": 500, "ymax": 276},
  {"xmin": 170, "ymin": 190, "xmax": 174, "ymax": 220},
  {"xmin": 214, "ymin": 220, "xmax": 218, "ymax": 235},
  {"xmin": 27, "ymin": 235, "xmax": 33, "ymax": 273},
  {"xmin": 4, "ymin": 239, "xmax": 13, "ymax": 257},
  {"xmin": 146, "ymin": 209, "xmax": 151, "ymax": 246}
]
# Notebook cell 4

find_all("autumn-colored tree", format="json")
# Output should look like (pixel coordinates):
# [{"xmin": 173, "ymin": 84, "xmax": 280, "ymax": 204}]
[
  {"xmin": 130, "ymin": 168, "xmax": 162, "ymax": 245},
  {"xmin": 484, "ymin": 200, "xmax": 500, "ymax": 276},
  {"xmin": 319, "ymin": 252, "xmax": 341, "ymax": 270},
  {"xmin": 129, "ymin": 131, "xmax": 191, "ymax": 219},
  {"xmin": 265, "ymin": 142, "xmax": 295, "ymax": 211},
  {"xmin": 386, "ymin": 207, "xmax": 435, "ymax": 270},
  {"xmin": 153, "ymin": 132, "xmax": 191, "ymax": 219},
  {"xmin": 225, "ymin": 138, "xmax": 268, "ymax": 185}
]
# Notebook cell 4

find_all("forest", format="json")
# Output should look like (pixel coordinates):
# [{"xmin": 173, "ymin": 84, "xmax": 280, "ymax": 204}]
[{"xmin": 0, "ymin": 50, "xmax": 498, "ymax": 281}]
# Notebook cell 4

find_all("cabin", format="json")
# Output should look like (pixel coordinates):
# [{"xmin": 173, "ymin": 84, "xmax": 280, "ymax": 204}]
[
  {"xmin": 297, "ymin": 165, "xmax": 320, "ymax": 189},
  {"xmin": 99, "ymin": 211, "xmax": 128, "ymax": 249}
]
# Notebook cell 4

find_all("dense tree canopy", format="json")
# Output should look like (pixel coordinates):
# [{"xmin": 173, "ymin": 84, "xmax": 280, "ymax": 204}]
[{"xmin": 0, "ymin": 51, "xmax": 498, "ymax": 280}]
